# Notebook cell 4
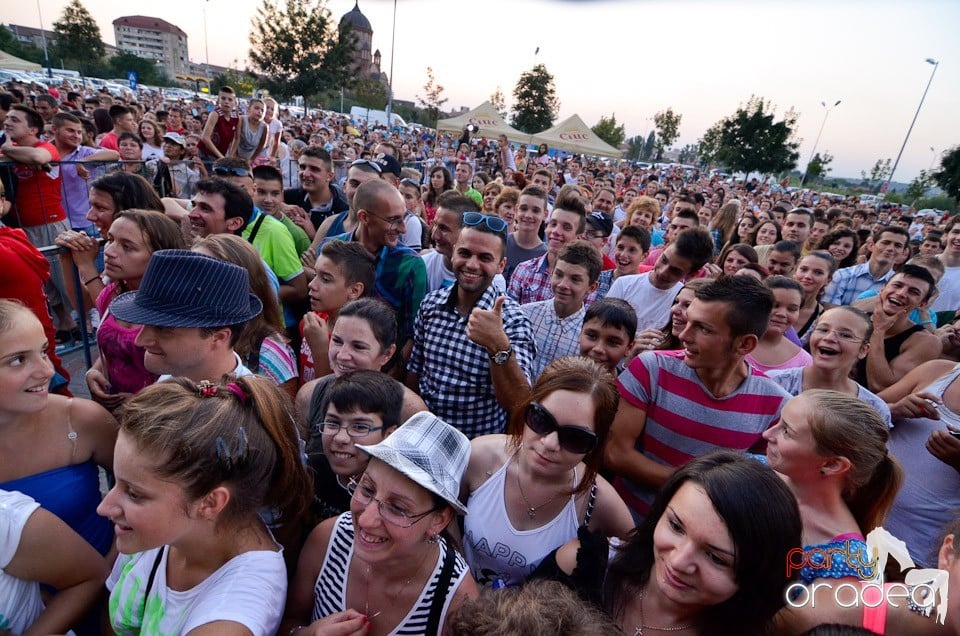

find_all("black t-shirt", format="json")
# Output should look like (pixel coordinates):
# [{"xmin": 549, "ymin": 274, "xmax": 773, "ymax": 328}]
[{"xmin": 305, "ymin": 375, "xmax": 353, "ymax": 521}]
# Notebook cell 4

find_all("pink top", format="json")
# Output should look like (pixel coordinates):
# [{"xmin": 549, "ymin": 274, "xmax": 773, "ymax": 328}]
[
  {"xmin": 745, "ymin": 347, "xmax": 812, "ymax": 374},
  {"xmin": 96, "ymin": 282, "xmax": 157, "ymax": 395}
]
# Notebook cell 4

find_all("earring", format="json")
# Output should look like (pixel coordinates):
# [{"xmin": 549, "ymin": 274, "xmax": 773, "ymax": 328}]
[{"xmin": 426, "ymin": 534, "xmax": 440, "ymax": 544}]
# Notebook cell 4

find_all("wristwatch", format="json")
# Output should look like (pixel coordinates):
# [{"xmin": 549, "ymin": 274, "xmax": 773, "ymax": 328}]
[{"xmin": 489, "ymin": 346, "xmax": 513, "ymax": 365}]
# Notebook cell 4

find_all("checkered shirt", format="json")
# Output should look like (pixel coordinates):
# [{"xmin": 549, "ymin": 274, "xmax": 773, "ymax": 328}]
[
  {"xmin": 408, "ymin": 283, "xmax": 536, "ymax": 439},
  {"xmin": 507, "ymin": 254, "xmax": 600, "ymax": 307},
  {"xmin": 522, "ymin": 299, "xmax": 586, "ymax": 381},
  {"xmin": 822, "ymin": 262, "xmax": 894, "ymax": 307}
]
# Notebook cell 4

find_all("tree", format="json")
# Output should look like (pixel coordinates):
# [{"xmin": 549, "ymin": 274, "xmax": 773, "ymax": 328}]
[
  {"xmin": 511, "ymin": 64, "xmax": 559, "ymax": 134},
  {"xmin": 677, "ymin": 144, "xmax": 699, "ymax": 165},
  {"xmin": 933, "ymin": 146, "xmax": 960, "ymax": 201},
  {"xmin": 248, "ymin": 0, "xmax": 356, "ymax": 105},
  {"xmin": 0, "ymin": 24, "xmax": 46, "ymax": 65},
  {"xmin": 591, "ymin": 113, "xmax": 626, "ymax": 149},
  {"xmin": 352, "ymin": 77, "xmax": 387, "ymax": 110},
  {"xmin": 653, "ymin": 108, "xmax": 682, "ymax": 160},
  {"xmin": 625, "ymin": 135, "xmax": 645, "ymax": 161},
  {"xmin": 805, "ymin": 151, "xmax": 834, "ymax": 181},
  {"xmin": 697, "ymin": 123, "xmax": 722, "ymax": 167},
  {"xmin": 906, "ymin": 170, "xmax": 935, "ymax": 203},
  {"xmin": 641, "ymin": 131, "xmax": 657, "ymax": 162},
  {"xmin": 862, "ymin": 158, "xmax": 892, "ymax": 183},
  {"xmin": 490, "ymin": 86, "xmax": 507, "ymax": 119},
  {"xmin": 105, "ymin": 52, "xmax": 166, "ymax": 85},
  {"xmin": 705, "ymin": 96, "xmax": 800, "ymax": 177},
  {"xmin": 53, "ymin": 0, "xmax": 104, "ymax": 75},
  {"xmin": 416, "ymin": 67, "xmax": 447, "ymax": 126}
]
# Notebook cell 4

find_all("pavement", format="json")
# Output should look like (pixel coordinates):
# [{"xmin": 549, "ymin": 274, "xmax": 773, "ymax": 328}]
[{"xmin": 58, "ymin": 339, "xmax": 94, "ymax": 399}]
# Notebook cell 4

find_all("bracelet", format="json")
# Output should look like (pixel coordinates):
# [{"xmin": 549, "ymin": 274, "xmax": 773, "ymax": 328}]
[
  {"xmin": 83, "ymin": 275, "xmax": 100, "ymax": 286},
  {"xmin": 288, "ymin": 627, "xmax": 305, "ymax": 636}
]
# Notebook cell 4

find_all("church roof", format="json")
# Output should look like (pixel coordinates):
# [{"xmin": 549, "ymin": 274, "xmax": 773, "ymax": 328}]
[{"xmin": 340, "ymin": 1, "xmax": 372, "ymax": 33}]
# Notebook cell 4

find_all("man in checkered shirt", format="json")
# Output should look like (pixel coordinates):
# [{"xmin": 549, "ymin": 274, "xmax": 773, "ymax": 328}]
[{"xmin": 407, "ymin": 213, "xmax": 536, "ymax": 438}]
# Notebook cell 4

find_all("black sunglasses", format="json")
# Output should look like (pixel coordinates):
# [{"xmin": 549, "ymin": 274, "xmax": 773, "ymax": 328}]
[
  {"xmin": 213, "ymin": 166, "xmax": 250, "ymax": 178},
  {"xmin": 463, "ymin": 211, "xmax": 508, "ymax": 234},
  {"xmin": 525, "ymin": 403, "xmax": 597, "ymax": 455}
]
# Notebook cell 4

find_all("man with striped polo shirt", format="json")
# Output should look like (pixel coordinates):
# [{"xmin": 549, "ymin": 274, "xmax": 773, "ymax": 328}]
[{"xmin": 604, "ymin": 275, "xmax": 790, "ymax": 520}]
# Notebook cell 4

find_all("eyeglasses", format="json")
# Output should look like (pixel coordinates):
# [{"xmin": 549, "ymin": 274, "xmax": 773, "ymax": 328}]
[
  {"xmin": 463, "ymin": 212, "xmax": 508, "ymax": 235},
  {"xmin": 350, "ymin": 158, "xmax": 382, "ymax": 173},
  {"xmin": 811, "ymin": 326, "xmax": 864, "ymax": 343},
  {"xmin": 364, "ymin": 208, "xmax": 406, "ymax": 228},
  {"xmin": 347, "ymin": 478, "xmax": 437, "ymax": 528},
  {"xmin": 525, "ymin": 403, "xmax": 597, "ymax": 455},
  {"xmin": 212, "ymin": 166, "xmax": 250, "ymax": 178},
  {"xmin": 321, "ymin": 420, "xmax": 384, "ymax": 438}
]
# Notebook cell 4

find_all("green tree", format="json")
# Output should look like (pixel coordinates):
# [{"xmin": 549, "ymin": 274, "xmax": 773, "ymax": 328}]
[
  {"xmin": 653, "ymin": 108, "xmax": 682, "ymax": 160},
  {"xmin": 416, "ymin": 67, "xmax": 447, "ymax": 126},
  {"xmin": 806, "ymin": 151, "xmax": 834, "ymax": 181},
  {"xmin": 591, "ymin": 113, "xmax": 626, "ymax": 149},
  {"xmin": 861, "ymin": 158, "xmax": 892, "ymax": 183},
  {"xmin": 677, "ymin": 144, "xmax": 699, "ymax": 165},
  {"xmin": 640, "ymin": 131, "xmax": 657, "ymax": 162},
  {"xmin": 352, "ymin": 77, "xmax": 387, "ymax": 110},
  {"xmin": 906, "ymin": 170, "xmax": 935, "ymax": 203},
  {"xmin": 511, "ymin": 64, "xmax": 559, "ymax": 134},
  {"xmin": 933, "ymin": 146, "xmax": 960, "ymax": 201},
  {"xmin": 490, "ymin": 86, "xmax": 507, "ymax": 119},
  {"xmin": 248, "ymin": 0, "xmax": 356, "ymax": 105},
  {"xmin": 53, "ymin": 0, "xmax": 104, "ymax": 75},
  {"xmin": 105, "ymin": 52, "xmax": 165, "ymax": 86},
  {"xmin": 697, "ymin": 124, "xmax": 722, "ymax": 167},
  {"xmin": 625, "ymin": 135, "xmax": 645, "ymax": 161},
  {"xmin": 0, "ymin": 24, "xmax": 47, "ymax": 65},
  {"xmin": 707, "ymin": 96, "xmax": 800, "ymax": 177}
]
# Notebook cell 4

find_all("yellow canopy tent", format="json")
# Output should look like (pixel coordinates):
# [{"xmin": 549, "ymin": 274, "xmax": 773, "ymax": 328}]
[
  {"xmin": 436, "ymin": 101, "xmax": 531, "ymax": 145},
  {"xmin": 531, "ymin": 114, "xmax": 623, "ymax": 158}
]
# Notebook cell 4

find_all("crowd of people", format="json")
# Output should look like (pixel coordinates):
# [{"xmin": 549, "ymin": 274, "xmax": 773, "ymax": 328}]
[{"xmin": 2, "ymin": 77, "xmax": 960, "ymax": 635}]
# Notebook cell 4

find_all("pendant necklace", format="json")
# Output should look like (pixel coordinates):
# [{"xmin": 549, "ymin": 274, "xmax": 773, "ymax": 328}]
[
  {"xmin": 515, "ymin": 452, "xmax": 568, "ymax": 519},
  {"xmin": 633, "ymin": 589, "xmax": 695, "ymax": 636}
]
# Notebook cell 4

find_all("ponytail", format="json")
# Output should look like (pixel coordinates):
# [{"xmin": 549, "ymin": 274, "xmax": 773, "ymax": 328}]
[{"xmin": 845, "ymin": 453, "xmax": 903, "ymax": 533}]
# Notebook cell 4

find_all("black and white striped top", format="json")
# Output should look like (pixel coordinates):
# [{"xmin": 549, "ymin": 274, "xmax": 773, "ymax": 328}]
[{"xmin": 311, "ymin": 512, "xmax": 469, "ymax": 635}]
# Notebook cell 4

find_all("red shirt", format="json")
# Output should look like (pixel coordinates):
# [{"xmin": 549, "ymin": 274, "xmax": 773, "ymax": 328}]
[
  {"xmin": 99, "ymin": 131, "xmax": 119, "ymax": 151},
  {"xmin": 11, "ymin": 141, "xmax": 66, "ymax": 227}
]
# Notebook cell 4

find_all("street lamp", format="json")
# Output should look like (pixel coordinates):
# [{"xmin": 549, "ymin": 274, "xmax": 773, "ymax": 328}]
[
  {"xmin": 799, "ymin": 99, "xmax": 841, "ymax": 187},
  {"xmin": 384, "ymin": 0, "xmax": 397, "ymax": 129},
  {"xmin": 36, "ymin": 0, "xmax": 52, "ymax": 77},
  {"xmin": 885, "ymin": 58, "xmax": 939, "ymax": 192}
]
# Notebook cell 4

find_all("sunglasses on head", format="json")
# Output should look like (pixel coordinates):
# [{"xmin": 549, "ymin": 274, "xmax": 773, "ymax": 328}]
[
  {"xmin": 212, "ymin": 166, "xmax": 250, "ymax": 178},
  {"xmin": 351, "ymin": 158, "xmax": 382, "ymax": 173},
  {"xmin": 525, "ymin": 403, "xmax": 597, "ymax": 455},
  {"xmin": 463, "ymin": 211, "xmax": 508, "ymax": 234}
]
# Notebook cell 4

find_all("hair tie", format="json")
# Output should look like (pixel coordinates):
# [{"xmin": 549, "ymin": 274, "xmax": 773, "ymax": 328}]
[
  {"xmin": 226, "ymin": 382, "xmax": 248, "ymax": 404},
  {"xmin": 197, "ymin": 380, "xmax": 218, "ymax": 398}
]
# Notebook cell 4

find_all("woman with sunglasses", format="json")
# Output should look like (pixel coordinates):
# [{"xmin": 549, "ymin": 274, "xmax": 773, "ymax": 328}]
[
  {"xmin": 283, "ymin": 413, "xmax": 479, "ymax": 636},
  {"xmin": 460, "ymin": 357, "xmax": 633, "ymax": 588}
]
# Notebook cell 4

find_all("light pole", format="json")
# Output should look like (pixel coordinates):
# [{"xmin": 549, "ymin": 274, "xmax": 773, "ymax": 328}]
[
  {"xmin": 36, "ymin": 0, "xmax": 52, "ymax": 77},
  {"xmin": 799, "ymin": 99, "xmax": 841, "ymax": 187},
  {"xmin": 886, "ymin": 58, "xmax": 939, "ymax": 192},
  {"xmin": 384, "ymin": 0, "xmax": 397, "ymax": 128},
  {"xmin": 929, "ymin": 147, "xmax": 939, "ymax": 172},
  {"xmin": 202, "ymin": 0, "xmax": 211, "ymax": 91}
]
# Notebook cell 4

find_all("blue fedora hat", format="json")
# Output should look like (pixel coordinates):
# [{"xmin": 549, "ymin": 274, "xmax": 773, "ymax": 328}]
[{"xmin": 110, "ymin": 250, "xmax": 262, "ymax": 328}]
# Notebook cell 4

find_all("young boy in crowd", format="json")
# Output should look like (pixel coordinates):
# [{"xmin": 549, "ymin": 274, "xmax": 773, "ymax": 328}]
[
  {"xmin": 521, "ymin": 240, "xmax": 603, "ymax": 380},
  {"xmin": 252, "ymin": 165, "xmax": 312, "ymax": 255},
  {"xmin": 398, "ymin": 177, "xmax": 428, "ymax": 251},
  {"xmin": 300, "ymin": 241, "xmax": 375, "ymax": 381},
  {"xmin": 596, "ymin": 225, "xmax": 651, "ymax": 299},
  {"xmin": 200, "ymin": 85, "xmax": 239, "ymax": 160},
  {"xmin": 764, "ymin": 240, "xmax": 802, "ymax": 276},
  {"xmin": 578, "ymin": 297, "xmax": 637, "ymax": 374}
]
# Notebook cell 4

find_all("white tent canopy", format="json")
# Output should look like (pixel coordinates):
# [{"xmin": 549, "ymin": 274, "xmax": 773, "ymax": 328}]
[
  {"xmin": 532, "ymin": 114, "xmax": 623, "ymax": 158},
  {"xmin": 436, "ymin": 101, "xmax": 531, "ymax": 144},
  {"xmin": 0, "ymin": 50, "xmax": 42, "ymax": 71}
]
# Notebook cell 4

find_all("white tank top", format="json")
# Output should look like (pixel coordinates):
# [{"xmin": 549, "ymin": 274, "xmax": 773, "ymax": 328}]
[{"xmin": 463, "ymin": 457, "xmax": 580, "ymax": 587}]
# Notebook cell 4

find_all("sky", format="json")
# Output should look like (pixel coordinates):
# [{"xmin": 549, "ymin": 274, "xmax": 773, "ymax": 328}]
[{"xmin": 7, "ymin": 0, "xmax": 960, "ymax": 181}]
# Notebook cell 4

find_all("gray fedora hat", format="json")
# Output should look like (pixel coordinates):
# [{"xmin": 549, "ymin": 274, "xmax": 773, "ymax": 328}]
[
  {"xmin": 110, "ymin": 249, "xmax": 262, "ymax": 328},
  {"xmin": 357, "ymin": 412, "xmax": 471, "ymax": 516}
]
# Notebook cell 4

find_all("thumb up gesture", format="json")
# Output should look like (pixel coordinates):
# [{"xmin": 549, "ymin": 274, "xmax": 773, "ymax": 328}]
[{"xmin": 466, "ymin": 296, "xmax": 510, "ymax": 354}]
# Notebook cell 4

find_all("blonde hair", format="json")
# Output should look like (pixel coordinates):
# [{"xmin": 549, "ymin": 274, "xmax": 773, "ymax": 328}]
[
  {"xmin": 802, "ymin": 389, "xmax": 903, "ymax": 533},
  {"xmin": 625, "ymin": 196, "xmax": 661, "ymax": 227}
]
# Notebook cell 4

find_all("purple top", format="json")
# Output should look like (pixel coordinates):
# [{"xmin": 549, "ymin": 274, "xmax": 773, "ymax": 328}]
[
  {"xmin": 59, "ymin": 145, "xmax": 103, "ymax": 230},
  {"xmin": 96, "ymin": 282, "xmax": 157, "ymax": 394}
]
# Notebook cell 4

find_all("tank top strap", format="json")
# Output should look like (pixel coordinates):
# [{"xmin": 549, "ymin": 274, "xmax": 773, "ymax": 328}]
[{"xmin": 66, "ymin": 397, "xmax": 78, "ymax": 460}]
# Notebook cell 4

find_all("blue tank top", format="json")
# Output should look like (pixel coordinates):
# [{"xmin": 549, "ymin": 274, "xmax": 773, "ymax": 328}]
[{"xmin": 1, "ymin": 460, "xmax": 113, "ymax": 555}]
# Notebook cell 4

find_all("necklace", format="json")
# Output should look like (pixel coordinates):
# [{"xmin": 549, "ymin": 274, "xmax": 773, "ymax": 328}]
[
  {"xmin": 362, "ymin": 545, "xmax": 433, "ymax": 622},
  {"xmin": 514, "ymin": 453, "xmax": 569, "ymax": 519},
  {"xmin": 633, "ymin": 589, "xmax": 695, "ymax": 636}
]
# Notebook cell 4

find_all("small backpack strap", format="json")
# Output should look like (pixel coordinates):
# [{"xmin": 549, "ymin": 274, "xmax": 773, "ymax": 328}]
[{"xmin": 425, "ymin": 541, "xmax": 457, "ymax": 635}]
